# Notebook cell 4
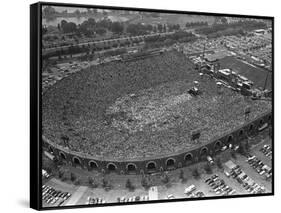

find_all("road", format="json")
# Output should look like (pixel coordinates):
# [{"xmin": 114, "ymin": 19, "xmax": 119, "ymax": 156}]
[{"xmin": 42, "ymin": 31, "xmax": 175, "ymax": 55}]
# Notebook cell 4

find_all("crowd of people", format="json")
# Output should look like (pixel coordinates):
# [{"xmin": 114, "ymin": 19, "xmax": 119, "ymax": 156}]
[{"xmin": 43, "ymin": 50, "xmax": 271, "ymax": 160}]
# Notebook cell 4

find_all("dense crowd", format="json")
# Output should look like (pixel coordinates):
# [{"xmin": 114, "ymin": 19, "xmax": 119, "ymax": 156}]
[{"xmin": 43, "ymin": 51, "xmax": 271, "ymax": 160}]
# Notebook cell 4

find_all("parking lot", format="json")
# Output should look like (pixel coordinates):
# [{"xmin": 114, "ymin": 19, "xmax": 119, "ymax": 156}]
[{"xmin": 42, "ymin": 130, "xmax": 272, "ymax": 207}]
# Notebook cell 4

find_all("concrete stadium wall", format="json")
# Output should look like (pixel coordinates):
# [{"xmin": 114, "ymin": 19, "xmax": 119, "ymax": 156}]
[{"xmin": 43, "ymin": 111, "xmax": 272, "ymax": 175}]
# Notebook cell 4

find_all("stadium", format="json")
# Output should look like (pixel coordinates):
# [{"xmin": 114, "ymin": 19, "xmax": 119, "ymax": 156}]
[{"xmin": 42, "ymin": 50, "xmax": 272, "ymax": 174}]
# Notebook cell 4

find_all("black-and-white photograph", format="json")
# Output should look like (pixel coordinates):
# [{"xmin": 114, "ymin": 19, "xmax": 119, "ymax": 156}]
[{"xmin": 39, "ymin": 3, "xmax": 273, "ymax": 209}]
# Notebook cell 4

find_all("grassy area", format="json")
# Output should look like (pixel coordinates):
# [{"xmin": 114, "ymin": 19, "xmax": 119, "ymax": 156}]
[{"xmin": 219, "ymin": 56, "xmax": 272, "ymax": 89}]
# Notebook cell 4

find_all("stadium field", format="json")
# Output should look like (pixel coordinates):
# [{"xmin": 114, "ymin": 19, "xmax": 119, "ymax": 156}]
[
  {"xmin": 42, "ymin": 51, "xmax": 271, "ymax": 161},
  {"xmin": 219, "ymin": 56, "xmax": 272, "ymax": 90}
]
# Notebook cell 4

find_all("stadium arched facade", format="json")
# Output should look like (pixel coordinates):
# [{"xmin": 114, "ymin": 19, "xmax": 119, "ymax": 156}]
[{"xmin": 43, "ymin": 111, "xmax": 272, "ymax": 175}]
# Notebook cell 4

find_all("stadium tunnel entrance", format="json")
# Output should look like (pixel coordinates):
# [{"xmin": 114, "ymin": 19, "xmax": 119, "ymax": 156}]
[
  {"xmin": 88, "ymin": 161, "xmax": 98, "ymax": 170},
  {"xmin": 214, "ymin": 141, "xmax": 222, "ymax": 153},
  {"xmin": 146, "ymin": 161, "xmax": 157, "ymax": 173},
  {"xmin": 184, "ymin": 153, "xmax": 193, "ymax": 164},
  {"xmin": 59, "ymin": 152, "xmax": 66, "ymax": 161},
  {"xmin": 166, "ymin": 158, "xmax": 176, "ymax": 170},
  {"xmin": 200, "ymin": 147, "xmax": 208, "ymax": 160},
  {"xmin": 73, "ymin": 157, "xmax": 82, "ymax": 167},
  {"xmin": 107, "ymin": 163, "xmax": 117, "ymax": 172},
  {"xmin": 127, "ymin": 163, "xmax": 137, "ymax": 174}
]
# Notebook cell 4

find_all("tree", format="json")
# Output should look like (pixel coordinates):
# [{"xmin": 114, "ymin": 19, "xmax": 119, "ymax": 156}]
[
  {"xmin": 88, "ymin": 177, "xmax": 98, "ymax": 188},
  {"xmin": 157, "ymin": 24, "xmax": 163, "ymax": 32},
  {"xmin": 102, "ymin": 177, "xmax": 112, "ymax": 191},
  {"xmin": 192, "ymin": 168, "xmax": 200, "ymax": 179},
  {"xmin": 161, "ymin": 173, "xmax": 170, "ymax": 184},
  {"xmin": 60, "ymin": 20, "xmax": 68, "ymax": 29},
  {"xmin": 111, "ymin": 22, "xmax": 124, "ymax": 34},
  {"xmin": 125, "ymin": 179, "xmax": 135, "ymax": 191},
  {"xmin": 70, "ymin": 172, "xmax": 76, "ymax": 182},
  {"xmin": 58, "ymin": 170, "xmax": 64, "ymax": 179},
  {"xmin": 231, "ymin": 150, "xmax": 237, "ymax": 159},
  {"xmin": 96, "ymin": 28, "xmax": 106, "ymax": 36},
  {"xmin": 179, "ymin": 169, "xmax": 187, "ymax": 183},
  {"xmin": 221, "ymin": 17, "xmax": 228, "ymax": 24},
  {"xmin": 74, "ymin": 178, "xmax": 80, "ymax": 185},
  {"xmin": 141, "ymin": 176, "xmax": 151, "ymax": 190},
  {"xmin": 216, "ymin": 158, "xmax": 223, "ymax": 169},
  {"xmin": 43, "ymin": 6, "xmax": 56, "ymax": 17},
  {"xmin": 61, "ymin": 22, "xmax": 77, "ymax": 34},
  {"xmin": 204, "ymin": 163, "xmax": 213, "ymax": 174}
]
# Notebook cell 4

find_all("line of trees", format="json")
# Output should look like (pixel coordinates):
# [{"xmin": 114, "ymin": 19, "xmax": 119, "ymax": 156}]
[
  {"xmin": 195, "ymin": 20, "xmax": 267, "ymax": 38},
  {"xmin": 143, "ymin": 30, "xmax": 197, "ymax": 49},
  {"xmin": 186, "ymin": 21, "xmax": 208, "ymax": 28}
]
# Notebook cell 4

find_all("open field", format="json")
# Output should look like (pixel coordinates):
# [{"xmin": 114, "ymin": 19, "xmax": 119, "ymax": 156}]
[{"xmin": 219, "ymin": 56, "xmax": 272, "ymax": 89}]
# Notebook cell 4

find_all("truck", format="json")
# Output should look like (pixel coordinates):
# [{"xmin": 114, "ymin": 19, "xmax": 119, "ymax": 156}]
[{"xmin": 184, "ymin": 185, "xmax": 196, "ymax": 195}]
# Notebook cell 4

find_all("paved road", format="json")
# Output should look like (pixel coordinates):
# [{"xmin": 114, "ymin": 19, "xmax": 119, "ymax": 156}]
[
  {"xmin": 42, "ymin": 31, "xmax": 175, "ymax": 55},
  {"xmin": 65, "ymin": 186, "xmax": 88, "ymax": 206}
]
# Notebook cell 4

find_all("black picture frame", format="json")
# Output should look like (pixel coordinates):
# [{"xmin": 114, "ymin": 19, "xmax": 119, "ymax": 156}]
[{"xmin": 30, "ymin": 1, "xmax": 274, "ymax": 210}]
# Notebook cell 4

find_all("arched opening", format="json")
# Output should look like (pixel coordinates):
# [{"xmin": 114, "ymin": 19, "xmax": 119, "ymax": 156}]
[
  {"xmin": 184, "ymin": 153, "xmax": 193, "ymax": 163},
  {"xmin": 48, "ymin": 146, "xmax": 54, "ymax": 154},
  {"xmin": 88, "ymin": 161, "xmax": 98, "ymax": 170},
  {"xmin": 166, "ymin": 158, "xmax": 176, "ymax": 169},
  {"xmin": 227, "ymin": 135, "xmax": 233, "ymax": 143},
  {"xmin": 107, "ymin": 163, "xmax": 117, "ymax": 172},
  {"xmin": 249, "ymin": 124, "xmax": 254, "ymax": 131},
  {"xmin": 214, "ymin": 141, "xmax": 222, "ymax": 152},
  {"xmin": 268, "ymin": 115, "xmax": 272, "ymax": 123},
  {"xmin": 259, "ymin": 119, "xmax": 264, "ymax": 126},
  {"xmin": 200, "ymin": 147, "xmax": 208, "ymax": 160},
  {"xmin": 127, "ymin": 163, "xmax": 137, "ymax": 173},
  {"xmin": 73, "ymin": 157, "xmax": 81, "ymax": 166},
  {"xmin": 239, "ymin": 129, "xmax": 244, "ymax": 137},
  {"xmin": 59, "ymin": 152, "xmax": 66, "ymax": 160},
  {"xmin": 146, "ymin": 161, "xmax": 157, "ymax": 173}
]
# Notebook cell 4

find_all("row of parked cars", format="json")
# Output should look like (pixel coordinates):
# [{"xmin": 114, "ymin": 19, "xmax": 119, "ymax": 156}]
[
  {"xmin": 205, "ymin": 174, "xmax": 236, "ymax": 196},
  {"xmin": 42, "ymin": 185, "xmax": 71, "ymax": 206},
  {"xmin": 42, "ymin": 169, "xmax": 50, "ymax": 179},
  {"xmin": 117, "ymin": 195, "xmax": 149, "ymax": 203},
  {"xmin": 86, "ymin": 197, "xmax": 106, "ymax": 204},
  {"xmin": 184, "ymin": 184, "xmax": 205, "ymax": 198},
  {"xmin": 260, "ymin": 144, "xmax": 272, "ymax": 159},
  {"xmin": 229, "ymin": 165, "xmax": 266, "ymax": 194},
  {"xmin": 247, "ymin": 155, "xmax": 272, "ymax": 179}
]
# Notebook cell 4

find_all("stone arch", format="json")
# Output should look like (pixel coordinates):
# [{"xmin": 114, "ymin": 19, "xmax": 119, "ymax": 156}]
[
  {"xmin": 146, "ymin": 161, "xmax": 157, "ymax": 172},
  {"xmin": 166, "ymin": 158, "xmax": 176, "ymax": 169},
  {"xmin": 88, "ymin": 160, "xmax": 98, "ymax": 170},
  {"xmin": 227, "ymin": 135, "xmax": 233, "ymax": 143},
  {"xmin": 200, "ymin": 147, "xmax": 208, "ymax": 160},
  {"xmin": 184, "ymin": 153, "xmax": 193, "ymax": 163},
  {"xmin": 107, "ymin": 163, "xmax": 117, "ymax": 172},
  {"xmin": 127, "ymin": 163, "xmax": 137, "ymax": 173},
  {"xmin": 59, "ymin": 152, "xmax": 66, "ymax": 160},
  {"xmin": 268, "ymin": 115, "xmax": 272, "ymax": 123},
  {"xmin": 48, "ymin": 146, "xmax": 54, "ymax": 154},
  {"xmin": 239, "ymin": 129, "xmax": 244, "ymax": 136},
  {"xmin": 249, "ymin": 124, "xmax": 254, "ymax": 131},
  {"xmin": 214, "ymin": 141, "xmax": 222, "ymax": 152},
  {"xmin": 73, "ymin": 156, "xmax": 81, "ymax": 166}
]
